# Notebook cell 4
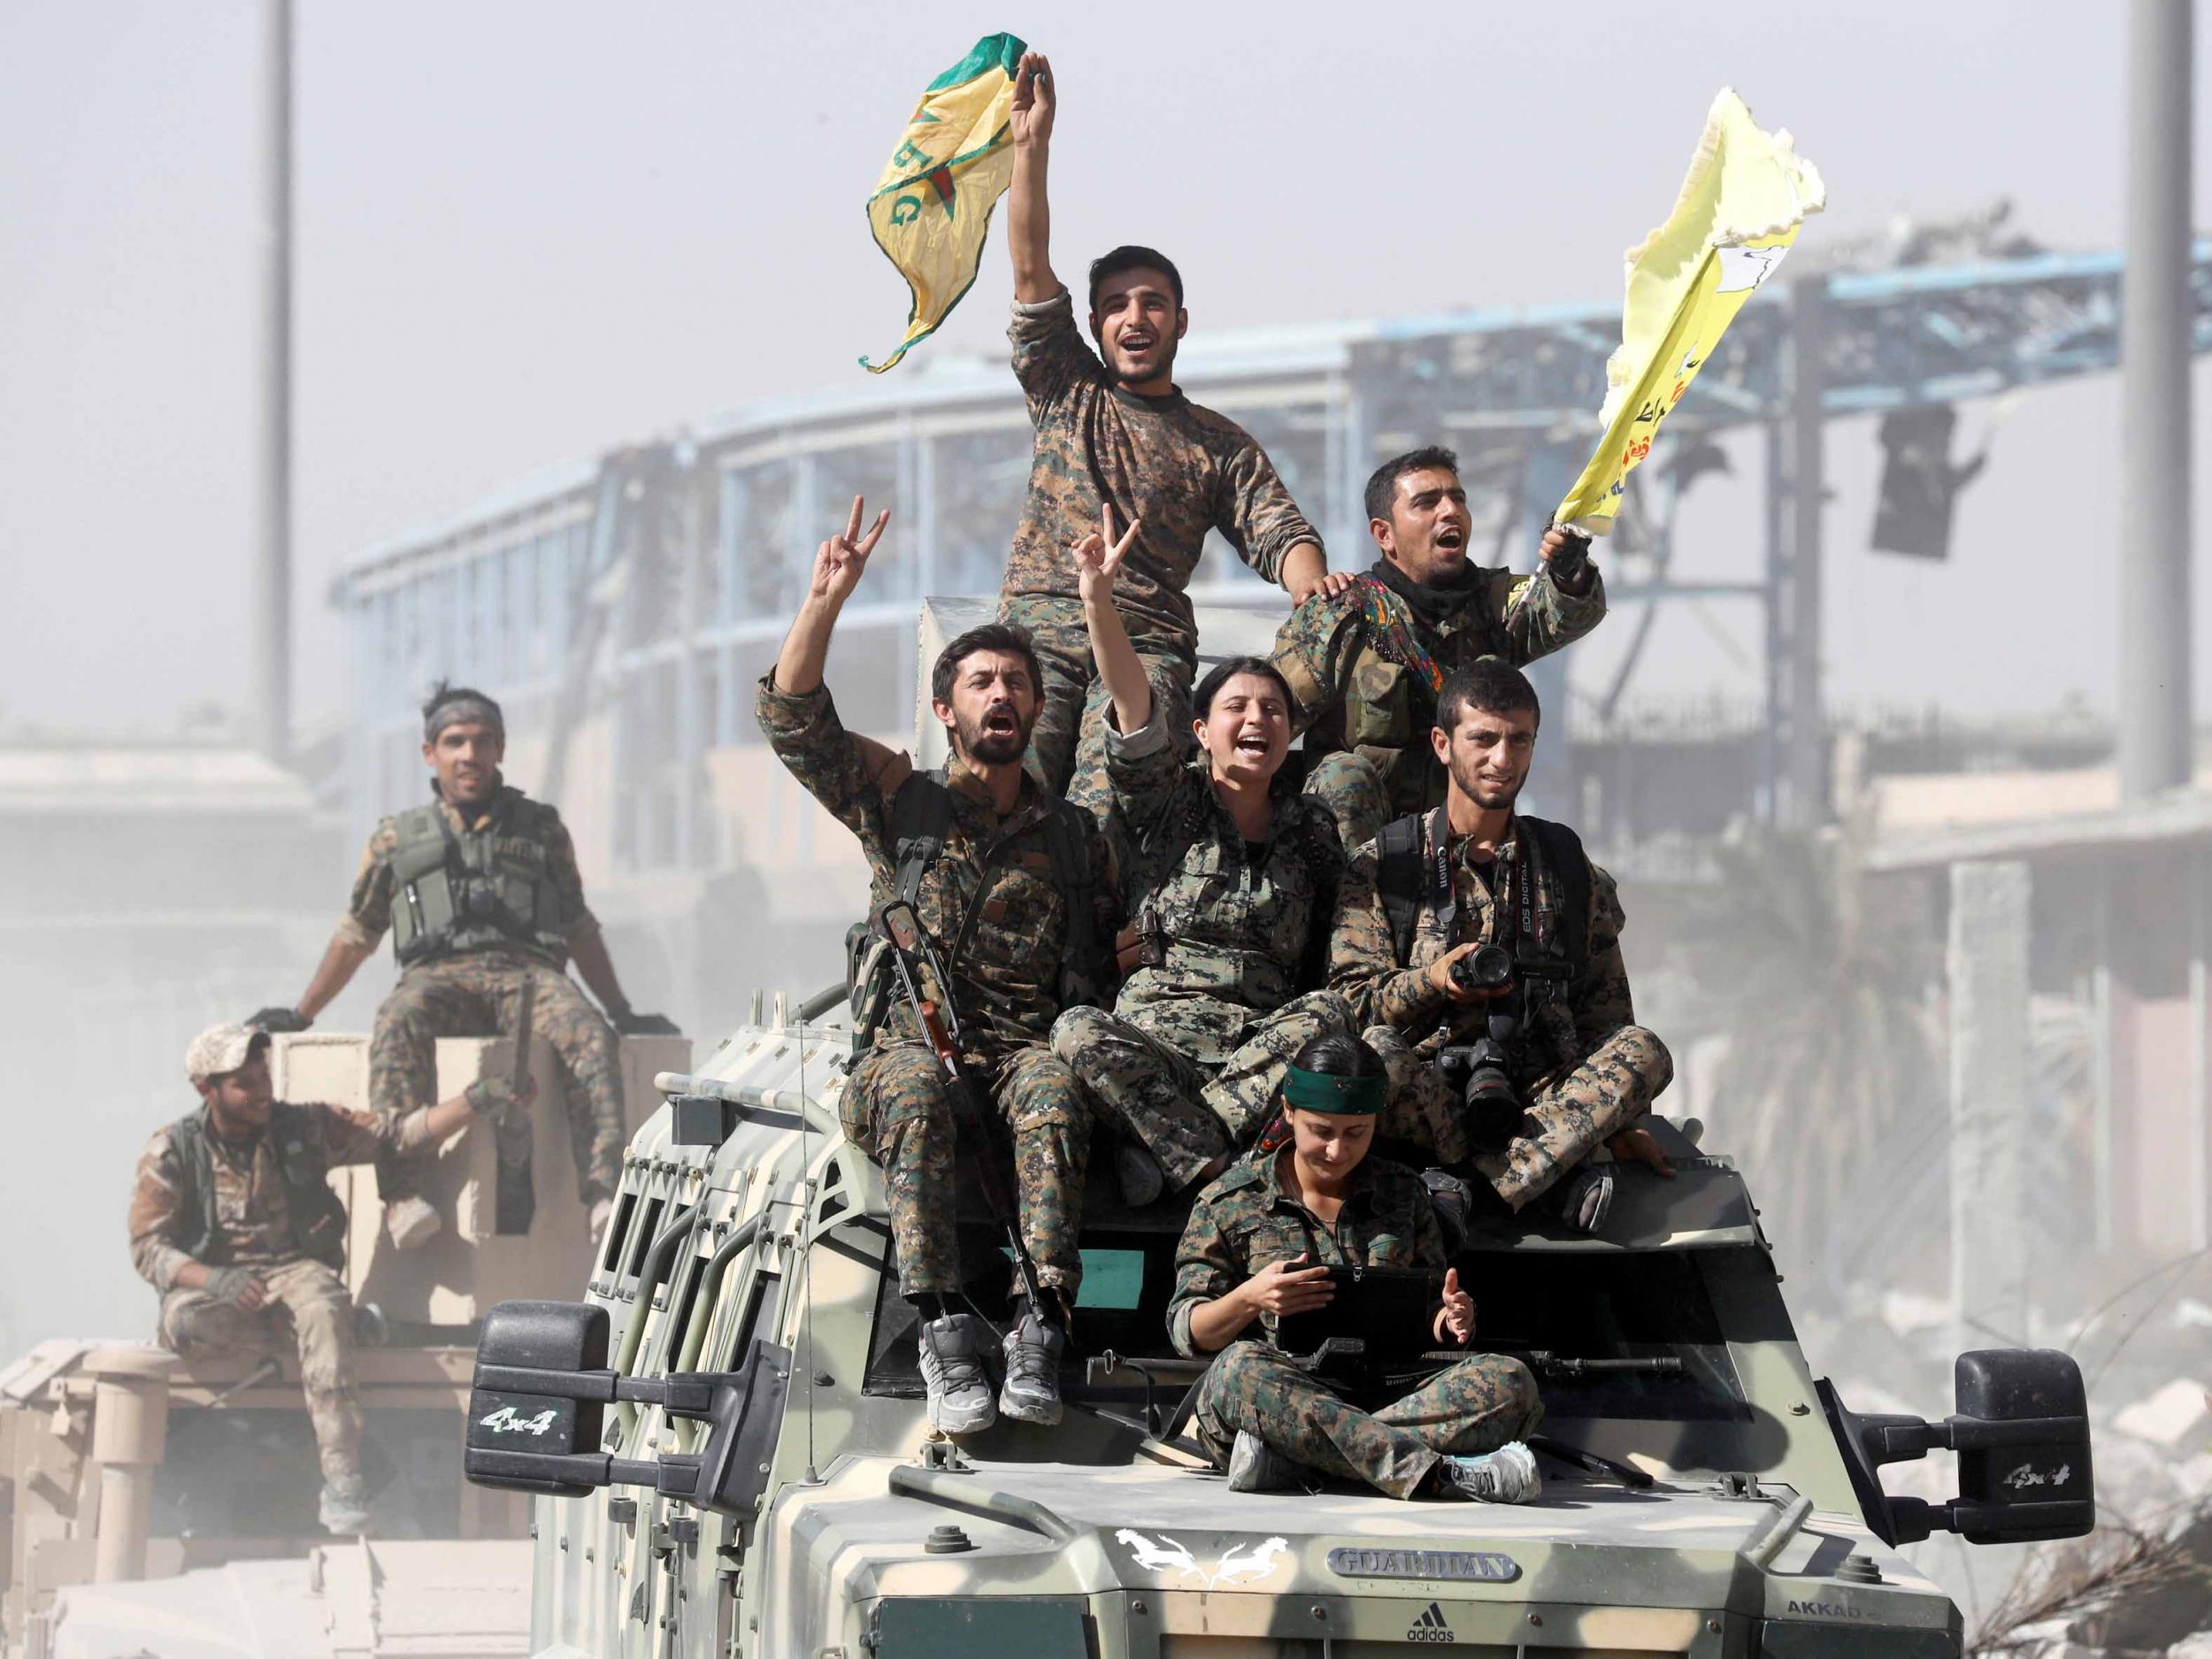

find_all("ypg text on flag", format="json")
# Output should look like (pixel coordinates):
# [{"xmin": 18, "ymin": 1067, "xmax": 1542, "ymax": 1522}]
[
  {"xmin": 1555, "ymin": 88, "xmax": 1825, "ymax": 534},
  {"xmin": 859, "ymin": 33, "xmax": 1025, "ymax": 373}
]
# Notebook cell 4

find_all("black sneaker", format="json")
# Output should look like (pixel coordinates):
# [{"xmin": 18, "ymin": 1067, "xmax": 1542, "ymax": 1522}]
[
  {"xmin": 918, "ymin": 1313, "xmax": 995, "ymax": 1435},
  {"xmin": 997, "ymin": 1310, "xmax": 1066, "ymax": 1425}
]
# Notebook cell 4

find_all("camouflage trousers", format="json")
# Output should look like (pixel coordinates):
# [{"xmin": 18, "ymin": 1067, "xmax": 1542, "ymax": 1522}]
[
  {"xmin": 1001, "ymin": 595, "xmax": 1194, "ymax": 817},
  {"xmin": 1364, "ymin": 1024, "xmax": 1674, "ymax": 1209},
  {"xmin": 158, "ymin": 1257, "xmax": 363, "ymax": 1484},
  {"xmin": 1302, "ymin": 750, "xmax": 1396, "ymax": 861},
  {"xmin": 846, "ymin": 1040, "xmax": 1089, "ymax": 1300},
  {"xmin": 1052, "ymin": 992, "xmax": 1353, "ymax": 1189},
  {"xmin": 371, "ymin": 952, "xmax": 626, "ymax": 1205},
  {"xmin": 1193, "ymin": 1343, "xmax": 1541, "ymax": 1499}
]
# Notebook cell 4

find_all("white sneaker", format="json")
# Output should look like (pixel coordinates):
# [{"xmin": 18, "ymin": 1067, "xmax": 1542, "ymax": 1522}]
[
  {"xmin": 384, "ymin": 1196, "xmax": 442, "ymax": 1251},
  {"xmin": 917, "ymin": 1313, "xmax": 995, "ymax": 1435},
  {"xmin": 1225, "ymin": 1429, "xmax": 1311, "ymax": 1494},
  {"xmin": 997, "ymin": 1310, "xmax": 1066, "ymax": 1426},
  {"xmin": 1440, "ymin": 1441, "xmax": 1541, "ymax": 1504},
  {"xmin": 1115, "ymin": 1142, "xmax": 1165, "ymax": 1208},
  {"xmin": 319, "ymin": 1476, "xmax": 372, "ymax": 1535}
]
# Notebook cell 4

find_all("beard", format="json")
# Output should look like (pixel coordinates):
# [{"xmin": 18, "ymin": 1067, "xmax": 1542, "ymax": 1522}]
[
  {"xmin": 1448, "ymin": 754, "xmax": 1524, "ymax": 811},
  {"xmin": 956, "ymin": 705, "xmax": 1034, "ymax": 765}
]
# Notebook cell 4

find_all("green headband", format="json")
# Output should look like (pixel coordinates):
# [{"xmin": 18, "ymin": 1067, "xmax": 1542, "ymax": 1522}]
[{"xmin": 1281, "ymin": 1064, "xmax": 1386, "ymax": 1117}]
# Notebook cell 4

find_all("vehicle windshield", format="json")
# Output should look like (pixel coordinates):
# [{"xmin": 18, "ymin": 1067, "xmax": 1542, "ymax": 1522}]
[
  {"xmin": 861, "ymin": 1232, "xmax": 1759, "ymax": 1427},
  {"xmin": 1457, "ymin": 1245, "xmax": 1755, "ymax": 1424}
]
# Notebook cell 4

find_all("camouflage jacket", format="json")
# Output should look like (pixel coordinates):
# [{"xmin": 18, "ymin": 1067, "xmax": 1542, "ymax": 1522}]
[
  {"xmin": 1271, "ymin": 564, "xmax": 1606, "ymax": 823},
  {"xmin": 756, "ymin": 675, "xmax": 1117, "ymax": 1057},
  {"xmin": 1100, "ymin": 721, "xmax": 1351, "ymax": 1064},
  {"xmin": 1332, "ymin": 813, "xmax": 1637, "ymax": 1089},
  {"xmin": 998, "ymin": 290, "xmax": 1322, "ymax": 649},
  {"xmin": 334, "ymin": 779, "xmax": 600, "ymax": 967},
  {"xmin": 1169, "ymin": 1148, "xmax": 1445, "ymax": 1357},
  {"xmin": 128, "ymin": 1101, "xmax": 423, "ymax": 1291}
]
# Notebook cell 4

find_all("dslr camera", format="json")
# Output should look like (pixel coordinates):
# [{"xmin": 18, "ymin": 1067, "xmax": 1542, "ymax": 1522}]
[{"xmin": 1433, "ymin": 943, "xmax": 1572, "ymax": 1153}]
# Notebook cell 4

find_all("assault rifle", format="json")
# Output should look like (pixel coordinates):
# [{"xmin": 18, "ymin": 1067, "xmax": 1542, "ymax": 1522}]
[
  {"xmin": 869, "ymin": 899, "xmax": 1045, "ymax": 1315},
  {"xmin": 495, "ymin": 976, "xmax": 536, "ymax": 1234}
]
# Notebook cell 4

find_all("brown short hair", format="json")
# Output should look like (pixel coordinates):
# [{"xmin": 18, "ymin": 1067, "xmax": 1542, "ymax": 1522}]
[{"xmin": 931, "ymin": 624, "xmax": 1042, "ymax": 706}]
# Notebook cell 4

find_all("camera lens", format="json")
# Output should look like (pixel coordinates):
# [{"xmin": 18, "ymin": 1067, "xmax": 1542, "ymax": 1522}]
[
  {"xmin": 1450, "ymin": 942, "xmax": 1515, "ymax": 995},
  {"xmin": 1461, "ymin": 1043, "xmax": 1522, "ymax": 1152}
]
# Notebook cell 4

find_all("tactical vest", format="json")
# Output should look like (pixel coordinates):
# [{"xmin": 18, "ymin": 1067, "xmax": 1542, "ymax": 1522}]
[
  {"xmin": 1296, "ymin": 580, "xmax": 1517, "ymax": 823},
  {"xmin": 388, "ymin": 788, "xmax": 568, "ymax": 968},
  {"xmin": 1372, "ymin": 808, "xmax": 1591, "ymax": 975},
  {"xmin": 1126, "ymin": 763, "xmax": 1340, "ymax": 994},
  {"xmin": 845, "ymin": 769, "xmax": 1102, "ymax": 1049},
  {"xmin": 166, "ymin": 1104, "xmax": 349, "ymax": 1273}
]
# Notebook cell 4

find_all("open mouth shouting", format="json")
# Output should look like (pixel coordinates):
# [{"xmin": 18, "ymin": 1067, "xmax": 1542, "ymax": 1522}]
[
  {"xmin": 965, "ymin": 702, "xmax": 1028, "ymax": 763},
  {"xmin": 1432, "ymin": 522, "xmax": 1468, "ymax": 557}
]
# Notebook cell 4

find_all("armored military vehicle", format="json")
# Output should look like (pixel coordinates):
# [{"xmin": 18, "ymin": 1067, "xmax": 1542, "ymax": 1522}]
[{"xmin": 459, "ymin": 602, "xmax": 2094, "ymax": 1658}]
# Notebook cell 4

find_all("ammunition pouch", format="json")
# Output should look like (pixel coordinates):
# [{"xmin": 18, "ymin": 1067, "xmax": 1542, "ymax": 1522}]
[{"xmin": 388, "ymin": 792, "xmax": 569, "ymax": 968}]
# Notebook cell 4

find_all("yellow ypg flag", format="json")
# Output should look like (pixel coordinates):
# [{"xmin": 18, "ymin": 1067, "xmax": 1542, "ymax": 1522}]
[
  {"xmin": 1556, "ymin": 89, "xmax": 1826, "ymax": 533},
  {"xmin": 859, "ymin": 33, "xmax": 1025, "ymax": 373}
]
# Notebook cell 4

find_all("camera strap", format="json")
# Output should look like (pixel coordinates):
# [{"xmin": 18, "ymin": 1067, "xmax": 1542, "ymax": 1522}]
[
  {"xmin": 1423, "ymin": 805, "xmax": 1456, "ymax": 943},
  {"xmin": 1511, "ymin": 822, "xmax": 1540, "ymax": 958}
]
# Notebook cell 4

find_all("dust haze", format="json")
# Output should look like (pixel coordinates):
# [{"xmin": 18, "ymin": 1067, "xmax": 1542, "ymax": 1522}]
[{"xmin": 4, "ymin": 2, "xmax": 2210, "ymax": 1645}]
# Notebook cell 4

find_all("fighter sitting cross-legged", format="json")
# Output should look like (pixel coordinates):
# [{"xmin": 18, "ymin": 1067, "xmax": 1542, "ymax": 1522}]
[
  {"xmin": 1333, "ymin": 659, "xmax": 1676, "ymax": 1232},
  {"xmin": 1171, "ymin": 1033, "xmax": 1543, "ymax": 1502},
  {"xmin": 757, "ymin": 496, "xmax": 1115, "ymax": 1435}
]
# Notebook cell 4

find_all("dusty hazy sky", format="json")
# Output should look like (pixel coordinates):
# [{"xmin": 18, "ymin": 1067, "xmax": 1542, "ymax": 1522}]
[{"xmin": 4, "ymin": 0, "xmax": 2209, "ymax": 733}]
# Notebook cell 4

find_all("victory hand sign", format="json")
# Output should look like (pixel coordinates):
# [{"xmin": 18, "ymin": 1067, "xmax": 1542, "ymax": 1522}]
[{"xmin": 809, "ymin": 495, "xmax": 890, "ymax": 606}]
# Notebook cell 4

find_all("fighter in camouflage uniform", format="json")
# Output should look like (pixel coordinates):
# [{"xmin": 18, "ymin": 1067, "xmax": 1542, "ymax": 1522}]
[
  {"xmin": 1170, "ymin": 1033, "xmax": 1543, "ymax": 1502},
  {"xmin": 253, "ymin": 684, "xmax": 670, "ymax": 1248},
  {"xmin": 1047, "ymin": 509, "xmax": 1356, "ymax": 1203},
  {"xmin": 757, "ymin": 496, "xmax": 1115, "ymax": 1436},
  {"xmin": 1271, "ymin": 446, "xmax": 1608, "ymax": 854},
  {"xmin": 129, "ymin": 1023, "xmax": 523, "ymax": 1534},
  {"xmin": 995, "ymin": 50, "xmax": 1345, "ymax": 810},
  {"xmin": 1334, "ymin": 659, "xmax": 1675, "ymax": 1229}
]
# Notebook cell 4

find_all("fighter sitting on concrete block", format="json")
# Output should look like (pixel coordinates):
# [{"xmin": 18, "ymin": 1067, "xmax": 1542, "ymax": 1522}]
[
  {"xmin": 250, "ymin": 683, "xmax": 672, "ymax": 1249},
  {"xmin": 128, "ymin": 1022, "xmax": 527, "ymax": 1534}
]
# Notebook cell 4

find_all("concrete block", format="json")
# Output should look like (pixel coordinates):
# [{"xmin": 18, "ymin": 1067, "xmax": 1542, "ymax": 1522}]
[{"xmin": 266, "ymin": 1030, "xmax": 689, "ymax": 1327}]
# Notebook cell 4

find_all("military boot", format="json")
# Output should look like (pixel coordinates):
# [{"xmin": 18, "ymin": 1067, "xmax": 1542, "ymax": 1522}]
[
  {"xmin": 997, "ymin": 1305, "xmax": 1067, "ymax": 1426},
  {"xmin": 917, "ymin": 1313, "xmax": 995, "ymax": 1435},
  {"xmin": 1437, "ymin": 1441, "xmax": 1540, "ymax": 1504}
]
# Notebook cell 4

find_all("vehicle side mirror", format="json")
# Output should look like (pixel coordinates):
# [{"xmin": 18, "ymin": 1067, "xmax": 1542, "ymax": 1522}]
[
  {"xmin": 1818, "ymin": 1348, "xmax": 2093, "ymax": 1548},
  {"xmin": 465, "ymin": 1298, "xmax": 793, "ymax": 1516}
]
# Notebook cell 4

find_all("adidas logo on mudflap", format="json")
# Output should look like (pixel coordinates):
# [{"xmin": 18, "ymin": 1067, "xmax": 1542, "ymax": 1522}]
[{"xmin": 1407, "ymin": 1601, "xmax": 1455, "ymax": 1643}]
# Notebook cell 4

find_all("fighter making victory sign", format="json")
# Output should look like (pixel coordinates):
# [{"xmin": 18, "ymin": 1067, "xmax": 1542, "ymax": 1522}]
[
  {"xmin": 996, "ymin": 51, "xmax": 1352, "ymax": 810},
  {"xmin": 757, "ymin": 494, "xmax": 1116, "ymax": 1437}
]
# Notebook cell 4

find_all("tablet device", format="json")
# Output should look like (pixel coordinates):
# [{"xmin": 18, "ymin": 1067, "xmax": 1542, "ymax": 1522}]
[{"xmin": 1271, "ymin": 1264, "xmax": 1440, "ymax": 1358}]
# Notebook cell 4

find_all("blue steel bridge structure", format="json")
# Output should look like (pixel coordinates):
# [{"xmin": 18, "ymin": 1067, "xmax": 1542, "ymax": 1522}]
[{"xmin": 330, "ymin": 243, "xmax": 2212, "ymax": 890}]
